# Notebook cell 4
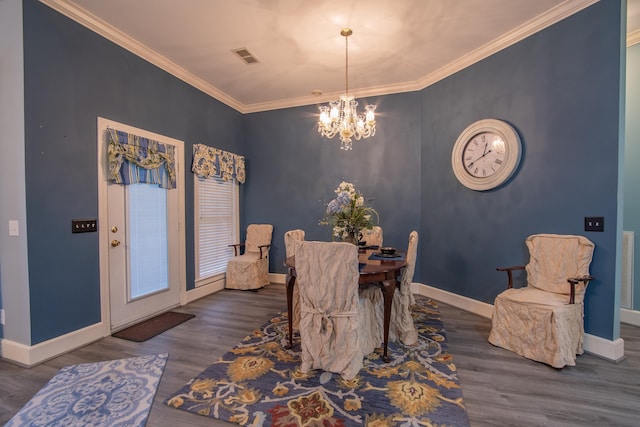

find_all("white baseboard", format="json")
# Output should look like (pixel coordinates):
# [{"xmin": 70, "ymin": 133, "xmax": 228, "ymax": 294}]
[
  {"xmin": 270, "ymin": 273, "xmax": 286, "ymax": 285},
  {"xmin": 621, "ymin": 308, "xmax": 640, "ymax": 327},
  {"xmin": 1, "ymin": 322, "xmax": 105, "ymax": 367},
  {"xmin": 412, "ymin": 282, "xmax": 625, "ymax": 363},
  {"xmin": 185, "ymin": 278, "xmax": 225, "ymax": 303}
]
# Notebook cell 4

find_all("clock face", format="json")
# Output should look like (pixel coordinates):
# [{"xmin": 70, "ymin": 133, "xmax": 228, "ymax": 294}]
[
  {"xmin": 451, "ymin": 119, "xmax": 522, "ymax": 191},
  {"xmin": 462, "ymin": 132, "xmax": 506, "ymax": 178}
]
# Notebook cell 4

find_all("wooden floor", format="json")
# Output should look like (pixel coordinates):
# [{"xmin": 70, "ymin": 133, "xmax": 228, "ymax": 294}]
[{"xmin": 1, "ymin": 283, "xmax": 639, "ymax": 426}]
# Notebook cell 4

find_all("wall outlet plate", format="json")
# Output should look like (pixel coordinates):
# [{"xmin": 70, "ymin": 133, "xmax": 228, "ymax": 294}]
[{"xmin": 585, "ymin": 216, "xmax": 604, "ymax": 232}]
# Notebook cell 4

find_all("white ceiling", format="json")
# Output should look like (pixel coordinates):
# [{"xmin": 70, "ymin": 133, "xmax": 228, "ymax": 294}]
[{"xmin": 43, "ymin": 0, "xmax": 639, "ymax": 114}]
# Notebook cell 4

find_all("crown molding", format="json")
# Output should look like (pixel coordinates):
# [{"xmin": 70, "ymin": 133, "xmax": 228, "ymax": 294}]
[
  {"xmin": 629, "ymin": 29, "xmax": 640, "ymax": 47},
  {"xmin": 39, "ymin": 0, "xmax": 245, "ymax": 112},
  {"xmin": 41, "ymin": 0, "xmax": 599, "ymax": 114}
]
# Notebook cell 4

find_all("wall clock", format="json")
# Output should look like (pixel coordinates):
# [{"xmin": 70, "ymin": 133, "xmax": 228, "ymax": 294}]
[{"xmin": 451, "ymin": 119, "xmax": 522, "ymax": 191}]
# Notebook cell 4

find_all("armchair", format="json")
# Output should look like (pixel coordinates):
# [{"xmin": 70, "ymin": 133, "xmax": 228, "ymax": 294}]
[
  {"xmin": 488, "ymin": 234, "xmax": 594, "ymax": 368},
  {"xmin": 360, "ymin": 226, "xmax": 383, "ymax": 247},
  {"xmin": 225, "ymin": 224, "xmax": 273, "ymax": 290}
]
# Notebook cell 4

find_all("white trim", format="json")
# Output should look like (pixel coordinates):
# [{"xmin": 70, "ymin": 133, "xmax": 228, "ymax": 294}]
[
  {"xmin": 628, "ymin": 29, "xmax": 640, "ymax": 47},
  {"xmin": 412, "ymin": 282, "xmax": 625, "ymax": 363},
  {"xmin": 40, "ymin": 0, "xmax": 597, "ymax": 114},
  {"xmin": 97, "ymin": 117, "xmax": 187, "ymax": 332},
  {"xmin": 621, "ymin": 308, "xmax": 640, "ymax": 327},
  {"xmin": 185, "ymin": 278, "xmax": 226, "ymax": 304},
  {"xmin": 1, "ymin": 323, "xmax": 104, "ymax": 367},
  {"xmin": 270, "ymin": 273, "xmax": 286, "ymax": 285},
  {"xmin": 411, "ymin": 282, "xmax": 494, "ymax": 319}
]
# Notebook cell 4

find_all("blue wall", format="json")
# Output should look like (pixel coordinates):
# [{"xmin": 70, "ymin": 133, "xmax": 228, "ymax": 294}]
[
  {"xmin": 244, "ymin": 1, "xmax": 623, "ymax": 340},
  {"xmin": 22, "ymin": 0, "xmax": 244, "ymax": 344},
  {"xmin": 624, "ymin": 42, "xmax": 640, "ymax": 310},
  {"xmin": 243, "ymin": 92, "xmax": 422, "ymax": 277},
  {"xmin": 19, "ymin": 0, "xmax": 623, "ymax": 345}
]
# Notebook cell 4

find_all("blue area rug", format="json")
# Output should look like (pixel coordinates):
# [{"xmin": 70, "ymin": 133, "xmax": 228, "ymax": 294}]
[
  {"xmin": 6, "ymin": 353, "xmax": 168, "ymax": 427},
  {"xmin": 165, "ymin": 296, "xmax": 470, "ymax": 426}
]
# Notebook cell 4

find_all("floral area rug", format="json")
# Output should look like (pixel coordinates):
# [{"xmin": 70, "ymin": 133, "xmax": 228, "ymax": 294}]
[
  {"xmin": 165, "ymin": 296, "xmax": 469, "ymax": 426},
  {"xmin": 6, "ymin": 353, "xmax": 168, "ymax": 427}
]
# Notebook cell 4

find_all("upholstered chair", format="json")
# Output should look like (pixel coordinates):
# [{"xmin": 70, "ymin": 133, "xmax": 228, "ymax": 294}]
[
  {"xmin": 488, "ymin": 234, "xmax": 594, "ymax": 368},
  {"xmin": 360, "ymin": 226, "xmax": 383, "ymax": 247},
  {"xmin": 284, "ymin": 229, "xmax": 305, "ymax": 330},
  {"xmin": 295, "ymin": 241, "xmax": 378, "ymax": 380},
  {"xmin": 225, "ymin": 224, "xmax": 273, "ymax": 290}
]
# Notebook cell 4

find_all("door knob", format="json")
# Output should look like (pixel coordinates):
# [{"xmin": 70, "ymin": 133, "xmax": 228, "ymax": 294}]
[
  {"xmin": 111, "ymin": 226, "xmax": 118, "ymax": 233},
  {"xmin": 111, "ymin": 240, "xmax": 121, "ymax": 247}
]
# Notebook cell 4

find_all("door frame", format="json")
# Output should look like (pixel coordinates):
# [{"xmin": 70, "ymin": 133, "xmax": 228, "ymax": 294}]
[{"xmin": 97, "ymin": 116, "xmax": 186, "ymax": 336}]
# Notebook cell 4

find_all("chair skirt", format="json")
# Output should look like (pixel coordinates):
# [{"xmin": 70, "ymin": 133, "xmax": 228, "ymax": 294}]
[
  {"xmin": 226, "ymin": 255, "xmax": 269, "ymax": 290},
  {"xmin": 488, "ymin": 290, "xmax": 585, "ymax": 368}
]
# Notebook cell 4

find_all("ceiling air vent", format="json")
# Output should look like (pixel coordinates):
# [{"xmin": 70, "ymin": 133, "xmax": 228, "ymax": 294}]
[{"xmin": 232, "ymin": 47, "xmax": 260, "ymax": 65}]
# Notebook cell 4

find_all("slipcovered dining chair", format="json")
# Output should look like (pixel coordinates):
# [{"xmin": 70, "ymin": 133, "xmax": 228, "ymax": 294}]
[
  {"xmin": 284, "ymin": 229, "xmax": 305, "ymax": 330},
  {"xmin": 488, "ymin": 234, "xmax": 594, "ymax": 368},
  {"xmin": 294, "ymin": 240, "xmax": 379, "ymax": 380},
  {"xmin": 360, "ymin": 226, "xmax": 383, "ymax": 247},
  {"xmin": 225, "ymin": 224, "xmax": 273, "ymax": 290},
  {"xmin": 367, "ymin": 230, "xmax": 419, "ymax": 346}
]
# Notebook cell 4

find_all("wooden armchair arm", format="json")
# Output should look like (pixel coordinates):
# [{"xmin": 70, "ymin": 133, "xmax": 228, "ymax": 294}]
[
  {"xmin": 496, "ymin": 265, "xmax": 526, "ymax": 289},
  {"xmin": 229, "ymin": 243, "xmax": 244, "ymax": 256},
  {"xmin": 258, "ymin": 244, "xmax": 271, "ymax": 259},
  {"xmin": 567, "ymin": 275, "xmax": 594, "ymax": 304}
]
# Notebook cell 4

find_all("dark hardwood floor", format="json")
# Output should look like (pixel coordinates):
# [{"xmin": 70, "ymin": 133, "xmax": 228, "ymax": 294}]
[{"xmin": 1, "ymin": 283, "xmax": 638, "ymax": 426}]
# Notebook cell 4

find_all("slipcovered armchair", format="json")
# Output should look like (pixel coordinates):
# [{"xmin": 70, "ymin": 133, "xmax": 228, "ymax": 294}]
[
  {"xmin": 284, "ymin": 229, "xmax": 305, "ymax": 331},
  {"xmin": 225, "ymin": 224, "xmax": 273, "ymax": 290},
  {"xmin": 360, "ymin": 226, "xmax": 383, "ymax": 247},
  {"xmin": 488, "ymin": 234, "xmax": 594, "ymax": 368},
  {"xmin": 295, "ymin": 241, "xmax": 379, "ymax": 380}
]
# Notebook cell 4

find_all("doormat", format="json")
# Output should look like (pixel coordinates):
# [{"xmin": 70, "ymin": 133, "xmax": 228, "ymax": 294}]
[{"xmin": 113, "ymin": 311, "xmax": 195, "ymax": 342}]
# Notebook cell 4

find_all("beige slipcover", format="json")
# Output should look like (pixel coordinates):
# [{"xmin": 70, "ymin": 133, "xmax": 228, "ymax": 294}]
[
  {"xmin": 488, "ymin": 234, "xmax": 595, "ymax": 368},
  {"xmin": 360, "ymin": 226, "xmax": 383, "ymax": 247},
  {"xmin": 284, "ymin": 229, "xmax": 305, "ymax": 330},
  {"xmin": 295, "ymin": 241, "xmax": 379, "ymax": 380},
  {"xmin": 367, "ymin": 230, "xmax": 419, "ymax": 346},
  {"xmin": 225, "ymin": 224, "xmax": 273, "ymax": 290}
]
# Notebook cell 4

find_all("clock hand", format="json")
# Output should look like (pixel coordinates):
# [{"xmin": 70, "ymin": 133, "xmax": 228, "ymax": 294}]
[{"xmin": 467, "ymin": 149, "xmax": 492, "ymax": 168}]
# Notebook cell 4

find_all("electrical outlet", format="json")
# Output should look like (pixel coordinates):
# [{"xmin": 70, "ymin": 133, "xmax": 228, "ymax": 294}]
[
  {"xmin": 1, "ymin": 309, "xmax": 5, "ymax": 325},
  {"xmin": 585, "ymin": 216, "xmax": 604, "ymax": 232},
  {"xmin": 72, "ymin": 219, "xmax": 98, "ymax": 233}
]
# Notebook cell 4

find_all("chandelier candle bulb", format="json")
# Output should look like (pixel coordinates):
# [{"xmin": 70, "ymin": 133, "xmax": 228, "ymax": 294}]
[{"xmin": 317, "ymin": 28, "xmax": 377, "ymax": 150}]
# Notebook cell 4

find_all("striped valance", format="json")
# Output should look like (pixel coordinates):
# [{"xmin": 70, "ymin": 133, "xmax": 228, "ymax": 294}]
[
  {"xmin": 107, "ymin": 129, "xmax": 176, "ymax": 189},
  {"xmin": 191, "ymin": 144, "xmax": 246, "ymax": 184}
]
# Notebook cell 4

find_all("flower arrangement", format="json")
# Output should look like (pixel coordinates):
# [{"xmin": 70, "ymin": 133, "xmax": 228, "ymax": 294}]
[{"xmin": 320, "ymin": 181, "xmax": 379, "ymax": 243}]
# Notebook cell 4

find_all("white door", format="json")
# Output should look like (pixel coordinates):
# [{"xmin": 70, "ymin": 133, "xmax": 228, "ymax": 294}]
[{"xmin": 98, "ymin": 118, "xmax": 185, "ymax": 331}]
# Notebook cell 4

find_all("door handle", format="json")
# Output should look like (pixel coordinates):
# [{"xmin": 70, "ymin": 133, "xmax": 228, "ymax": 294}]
[{"xmin": 111, "ymin": 240, "xmax": 121, "ymax": 247}]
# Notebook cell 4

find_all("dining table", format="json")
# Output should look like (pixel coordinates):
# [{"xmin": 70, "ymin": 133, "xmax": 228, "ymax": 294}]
[{"xmin": 284, "ymin": 247, "xmax": 407, "ymax": 363}]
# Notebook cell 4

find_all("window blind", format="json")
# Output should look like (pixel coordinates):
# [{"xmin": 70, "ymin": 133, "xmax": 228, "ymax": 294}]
[{"xmin": 194, "ymin": 176, "xmax": 237, "ymax": 283}]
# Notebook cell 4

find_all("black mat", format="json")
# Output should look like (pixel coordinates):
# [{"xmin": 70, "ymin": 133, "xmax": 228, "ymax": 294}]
[{"xmin": 112, "ymin": 311, "xmax": 195, "ymax": 342}]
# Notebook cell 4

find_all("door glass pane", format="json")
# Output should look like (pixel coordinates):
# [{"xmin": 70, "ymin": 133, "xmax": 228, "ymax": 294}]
[{"xmin": 127, "ymin": 183, "xmax": 168, "ymax": 299}]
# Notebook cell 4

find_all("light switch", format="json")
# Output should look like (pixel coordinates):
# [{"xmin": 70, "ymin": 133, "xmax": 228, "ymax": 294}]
[{"xmin": 9, "ymin": 220, "xmax": 19, "ymax": 236}]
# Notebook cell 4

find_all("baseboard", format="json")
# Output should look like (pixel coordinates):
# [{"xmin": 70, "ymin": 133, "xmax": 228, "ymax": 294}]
[
  {"xmin": 411, "ymin": 282, "xmax": 493, "ymax": 318},
  {"xmin": 621, "ymin": 308, "xmax": 640, "ymax": 327},
  {"xmin": 270, "ymin": 273, "xmax": 286, "ymax": 285},
  {"xmin": 185, "ymin": 277, "xmax": 225, "ymax": 303},
  {"xmin": 1, "ymin": 322, "xmax": 104, "ymax": 367},
  {"xmin": 412, "ymin": 282, "xmax": 625, "ymax": 363}
]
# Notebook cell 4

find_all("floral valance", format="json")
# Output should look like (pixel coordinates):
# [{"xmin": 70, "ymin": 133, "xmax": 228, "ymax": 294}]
[
  {"xmin": 107, "ymin": 129, "xmax": 176, "ymax": 189},
  {"xmin": 191, "ymin": 144, "xmax": 245, "ymax": 184}
]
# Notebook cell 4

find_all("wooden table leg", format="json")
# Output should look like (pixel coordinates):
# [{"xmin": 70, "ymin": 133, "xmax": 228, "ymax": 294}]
[
  {"xmin": 379, "ymin": 279, "xmax": 397, "ymax": 363},
  {"xmin": 286, "ymin": 269, "xmax": 295, "ymax": 350}
]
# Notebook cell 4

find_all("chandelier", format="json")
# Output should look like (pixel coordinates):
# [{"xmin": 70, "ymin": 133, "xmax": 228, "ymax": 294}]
[{"xmin": 317, "ymin": 28, "xmax": 376, "ymax": 150}]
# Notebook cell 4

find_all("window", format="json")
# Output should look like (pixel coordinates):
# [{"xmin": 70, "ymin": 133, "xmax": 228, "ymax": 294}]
[{"xmin": 194, "ymin": 175, "xmax": 239, "ymax": 287}]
